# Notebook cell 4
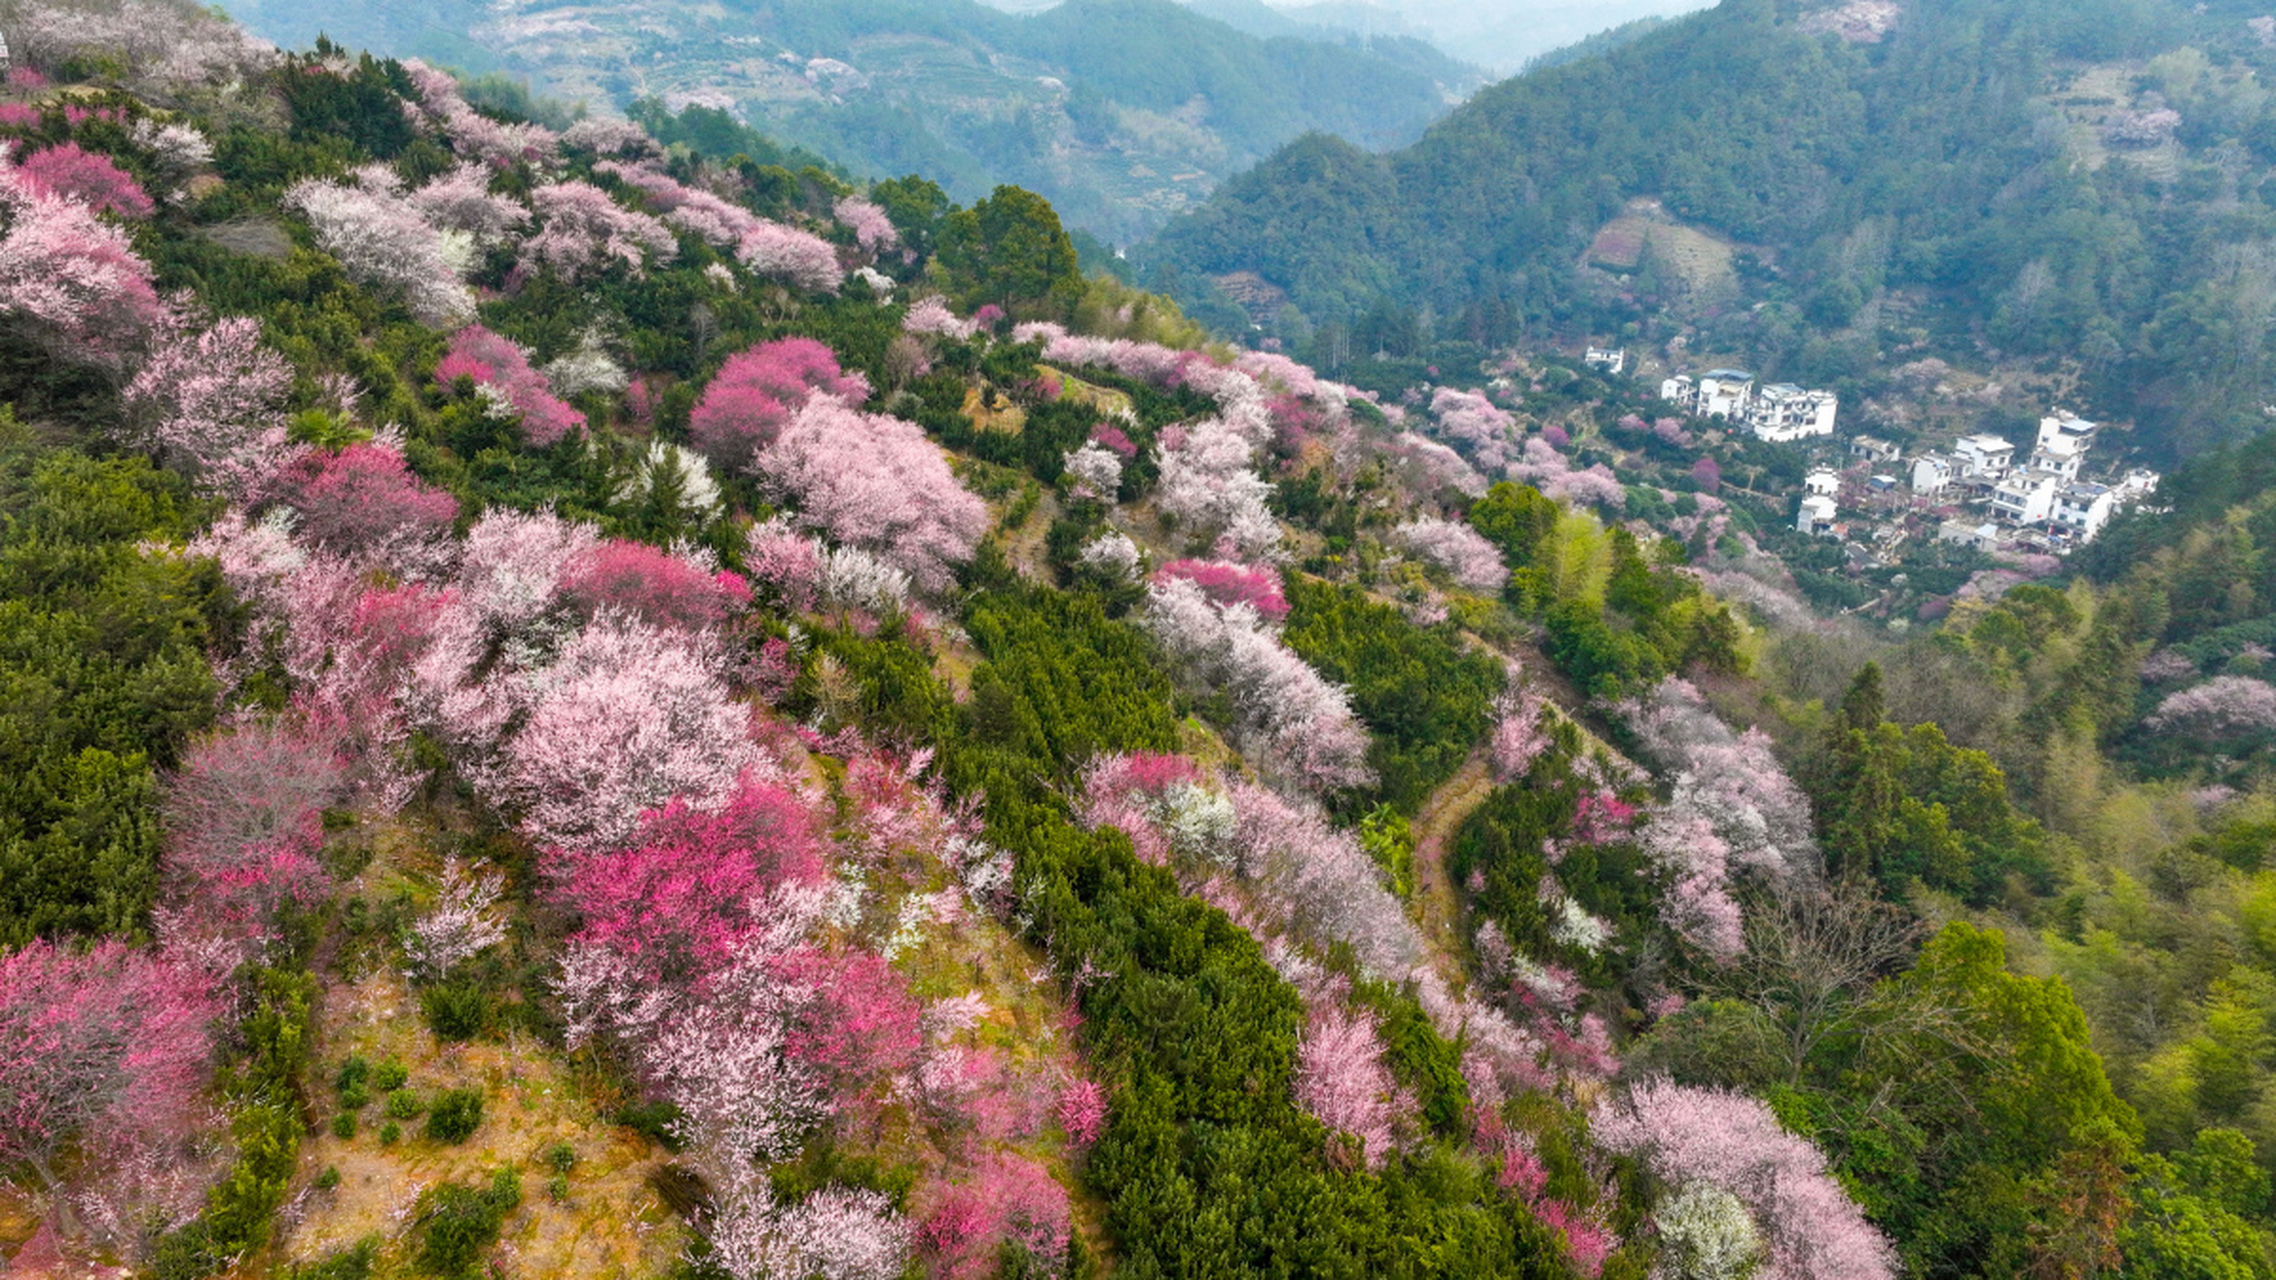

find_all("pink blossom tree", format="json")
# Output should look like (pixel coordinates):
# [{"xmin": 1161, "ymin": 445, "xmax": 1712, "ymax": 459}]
[
  {"xmin": 743, "ymin": 516, "xmax": 825, "ymax": 612},
  {"xmin": 401, "ymin": 59, "xmax": 561, "ymax": 170},
  {"xmin": 0, "ymin": 939, "xmax": 220, "ymax": 1238},
  {"xmin": 15, "ymin": 142, "xmax": 152, "ymax": 218},
  {"xmin": 1385, "ymin": 431, "xmax": 1489, "ymax": 499},
  {"xmin": 406, "ymin": 163, "xmax": 530, "ymax": 244},
  {"xmin": 594, "ymin": 160, "xmax": 762, "ymax": 247},
  {"xmin": 2147, "ymin": 675, "xmax": 2276, "ymax": 739},
  {"xmin": 160, "ymin": 719, "xmax": 346, "ymax": 963},
  {"xmin": 481, "ymin": 615, "xmax": 761, "ymax": 851},
  {"xmin": 756, "ymin": 397, "xmax": 989, "ymax": 593},
  {"xmin": 1621, "ymin": 678, "xmax": 1817, "ymax": 878},
  {"xmin": 1227, "ymin": 781, "xmax": 1422, "ymax": 977},
  {"xmin": 284, "ymin": 175, "xmax": 475, "ymax": 327},
  {"xmin": 1637, "ymin": 811, "xmax": 1745, "ymax": 959},
  {"xmin": 1141, "ymin": 576, "xmax": 1375, "ymax": 792},
  {"xmin": 689, "ymin": 338, "xmax": 870, "ymax": 469},
  {"xmin": 0, "ymin": 160, "xmax": 164, "ymax": 359},
  {"xmin": 121, "ymin": 315, "xmax": 293, "ymax": 496},
  {"xmin": 1057, "ymin": 1074, "xmax": 1108, "ymax": 1147},
  {"xmin": 523, "ymin": 180, "xmax": 677, "ymax": 281},
  {"xmin": 738, "ymin": 219, "xmax": 843, "ymax": 292},
  {"xmin": 902, "ymin": 295, "xmax": 977, "ymax": 340},
  {"xmin": 11, "ymin": 0, "xmax": 269, "ymax": 86},
  {"xmin": 1429, "ymin": 386, "xmax": 1522, "ymax": 471},
  {"xmin": 1391, "ymin": 517, "xmax": 1507, "ymax": 591},
  {"xmin": 833, "ymin": 196, "xmax": 899, "ymax": 254},
  {"xmin": 1489, "ymin": 686, "xmax": 1551, "ymax": 783},
  {"xmin": 1293, "ymin": 1004, "xmax": 1403, "ymax": 1168},
  {"xmin": 1592, "ymin": 1078, "xmax": 1895, "ymax": 1280}
]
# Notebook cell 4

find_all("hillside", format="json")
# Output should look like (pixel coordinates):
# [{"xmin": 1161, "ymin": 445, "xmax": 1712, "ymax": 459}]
[
  {"xmin": 1144, "ymin": 0, "xmax": 2276, "ymax": 462},
  {"xmin": 2, "ymin": 1, "xmax": 2275, "ymax": 1279},
  {"xmin": 215, "ymin": 0, "xmax": 1484, "ymax": 244}
]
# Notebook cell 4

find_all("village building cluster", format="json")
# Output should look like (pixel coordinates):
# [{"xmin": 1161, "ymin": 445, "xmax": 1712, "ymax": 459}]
[
  {"xmin": 1659, "ymin": 369, "xmax": 1840, "ymax": 443},
  {"xmin": 1792, "ymin": 413, "xmax": 2160, "ymax": 555}
]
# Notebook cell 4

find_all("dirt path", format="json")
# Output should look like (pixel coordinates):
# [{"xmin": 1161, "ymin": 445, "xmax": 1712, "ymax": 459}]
[{"xmin": 1408, "ymin": 751, "xmax": 1496, "ymax": 989}]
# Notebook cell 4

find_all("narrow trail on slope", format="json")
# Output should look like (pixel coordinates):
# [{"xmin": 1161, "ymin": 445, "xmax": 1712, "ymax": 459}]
[{"xmin": 1407, "ymin": 750, "xmax": 1494, "ymax": 993}]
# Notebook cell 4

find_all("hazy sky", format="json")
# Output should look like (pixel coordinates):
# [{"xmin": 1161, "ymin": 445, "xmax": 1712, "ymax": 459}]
[{"xmin": 1267, "ymin": 0, "xmax": 1719, "ymax": 69}]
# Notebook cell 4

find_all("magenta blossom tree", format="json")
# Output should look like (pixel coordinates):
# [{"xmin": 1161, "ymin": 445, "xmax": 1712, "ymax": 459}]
[
  {"xmin": 0, "ymin": 939, "xmax": 219, "ymax": 1233},
  {"xmin": 436, "ymin": 325, "xmax": 584, "ymax": 446},
  {"xmin": 268, "ymin": 440, "xmax": 459, "ymax": 564},
  {"xmin": 689, "ymin": 337, "xmax": 870, "ymax": 470},
  {"xmin": 1155, "ymin": 558, "xmax": 1289, "ymax": 621},
  {"xmin": 548, "ymin": 773, "xmax": 828, "ymax": 988},
  {"xmin": 15, "ymin": 142, "xmax": 152, "ymax": 218},
  {"xmin": 560, "ymin": 538, "xmax": 742, "ymax": 632},
  {"xmin": 919, "ymin": 1153, "xmax": 1072, "ymax": 1280}
]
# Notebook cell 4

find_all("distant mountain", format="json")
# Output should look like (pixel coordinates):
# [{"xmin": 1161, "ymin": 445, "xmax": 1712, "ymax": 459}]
[
  {"xmin": 222, "ymin": 0, "xmax": 1485, "ymax": 243},
  {"xmin": 1143, "ymin": 0, "xmax": 2276, "ymax": 461}
]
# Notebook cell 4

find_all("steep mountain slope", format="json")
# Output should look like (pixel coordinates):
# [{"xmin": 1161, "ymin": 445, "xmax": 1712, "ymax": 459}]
[
  {"xmin": 1146, "ymin": 0, "xmax": 2276, "ymax": 460},
  {"xmin": 218, "ymin": 0, "xmax": 1482, "ymax": 242},
  {"xmin": 2, "ymin": 1, "xmax": 2274, "ymax": 1278}
]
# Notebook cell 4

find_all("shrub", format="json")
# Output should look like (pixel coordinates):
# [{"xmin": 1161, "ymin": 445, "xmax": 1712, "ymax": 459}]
[
  {"xmin": 288, "ymin": 1238, "xmax": 374, "ymax": 1280},
  {"xmin": 373, "ymin": 1059, "xmax": 410, "ymax": 1092},
  {"xmin": 332, "ymin": 1112, "xmax": 355, "ymax": 1139},
  {"xmin": 384, "ymin": 1091, "xmax": 424, "ymax": 1121},
  {"xmin": 413, "ymin": 1169, "xmax": 521, "ymax": 1278},
  {"xmin": 379, "ymin": 1122, "xmax": 401, "ymax": 1145},
  {"xmin": 425, "ymin": 1089, "xmax": 485, "ymax": 1144},
  {"xmin": 421, "ymin": 983, "xmax": 489, "ymax": 1041}
]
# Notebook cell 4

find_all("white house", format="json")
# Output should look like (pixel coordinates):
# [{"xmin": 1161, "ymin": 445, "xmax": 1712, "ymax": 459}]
[
  {"xmin": 1937, "ymin": 519, "xmax": 2000, "ymax": 553},
  {"xmin": 1804, "ymin": 466, "xmax": 1841, "ymax": 498},
  {"xmin": 1953, "ymin": 433, "xmax": 2014, "ymax": 479},
  {"xmin": 2029, "ymin": 414, "xmax": 2097, "ymax": 481},
  {"xmin": 1797, "ymin": 493, "xmax": 1838, "ymax": 535},
  {"xmin": 1748, "ymin": 384, "xmax": 1838, "ymax": 441},
  {"xmin": 1697, "ymin": 370, "xmax": 1755, "ymax": 419},
  {"xmin": 1584, "ymin": 347, "xmax": 1626, "ymax": 375},
  {"xmin": 2052, "ymin": 482, "xmax": 2119, "ymax": 543},
  {"xmin": 1911, "ymin": 454, "xmax": 1952, "ymax": 496},
  {"xmin": 1849, "ymin": 435, "xmax": 1901, "ymax": 464},
  {"xmin": 1991, "ymin": 471, "xmax": 2061, "ymax": 525},
  {"xmin": 2114, "ymin": 467, "xmax": 2162, "ymax": 504},
  {"xmin": 1661, "ymin": 370, "xmax": 1757, "ymax": 419}
]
